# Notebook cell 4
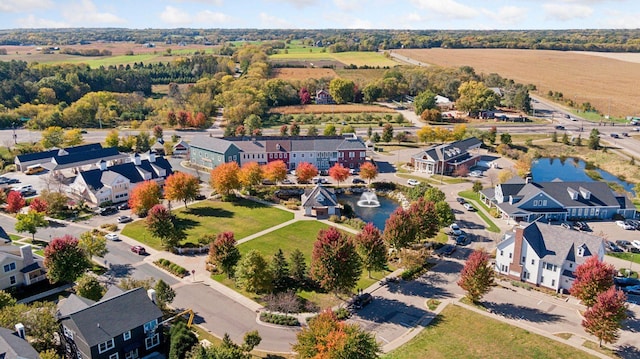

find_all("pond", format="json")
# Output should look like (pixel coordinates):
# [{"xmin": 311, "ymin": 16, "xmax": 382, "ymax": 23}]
[
  {"xmin": 531, "ymin": 157, "xmax": 635, "ymax": 195},
  {"xmin": 338, "ymin": 193, "xmax": 400, "ymax": 230}
]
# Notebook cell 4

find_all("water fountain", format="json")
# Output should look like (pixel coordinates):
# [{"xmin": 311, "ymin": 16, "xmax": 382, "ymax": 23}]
[{"xmin": 357, "ymin": 191, "xmax": 380, "ymax": 208}]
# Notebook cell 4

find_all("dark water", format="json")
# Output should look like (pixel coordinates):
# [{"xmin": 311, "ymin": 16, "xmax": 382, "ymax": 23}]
[
  {"xmin": 338, "ymin": 193, "xmax": 400, "ymax": 230},
  {"xmin": 531, "ymin": 157, "xmax": 635, "ymax": 194}
]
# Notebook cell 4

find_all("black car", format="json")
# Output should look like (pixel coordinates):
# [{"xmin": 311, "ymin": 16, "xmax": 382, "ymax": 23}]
[
  {"xmin": 348, "ymin": 292, "xmax": 373, "ymax": 310},
  {"xmin": 555, "ymin": 125, "xmax": 565, "ymax": 130},
  {"xmin": 352, "ymin": 178, "xmax": 365, "ymax": 184},
  {"xmin": 195, "ymin": 194, "xmax": 206, "ymax": 200},
  {"xmin": 440, "ymin": 244, "xmax": 456, "ymax": 256},
  {"xmin": 98, "ymin": 206, "xmax": 118, "ymax": 216},
  {"xmin": 6, "ymin": 178, "xmax": 19, "ymax": 184},
  {"xmin": 117, "ymin": 202, "xmax": 129, "ymax": 210},
  {"xmin": 456, "ymin": 197, "xmax": 466, "ymax": 204}
]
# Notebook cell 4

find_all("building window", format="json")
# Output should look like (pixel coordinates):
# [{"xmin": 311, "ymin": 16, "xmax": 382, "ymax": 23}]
[
  {"xmin": 531, "ymin": 259, "xmax": 535, "ymax": 265},
  {"xmin": 551, "ymin": 279, "xmax": 556, "ymax": 287},
  {"xmin": 145, "ymin": 333, "xmax": 160, "ymax": 349},
  {"xmin": 109, "ymin": 353, "xmax": 119, "ymax": 359},
  {"xmin": 9, "ymin": 276, "xmax": 15, "ymax": 285},
  {"xmin": 144, "ymin": 319, "xmax": 158, "ymax": 333},
  {"xmin": 123, "ymin": 331, "xmax": 131, "ymax": 341},
  {"xmin": 521, "ymin": 256, "xmax": 525, "ymax": 264},
  {"xmin": 569, "ymin": 263, "xmax": 573, "ymax": 269},
  {"xmin": 500, "ymin": 250, "xmax": 503, "ymax": 256},
  {"xmin": 509, "ymin": 253, "xmax": 512, "ymax": 259},
  {"xmin": 3, "ymin": 262, "xmax": 16, "ymax": 272},
  {"xmin": 541, "ymin": 276, "xmax": 544, "ymax": 283},
  {"xmin": 98, "ymin": 339, "xmax": 115, "ymax": 353},
  {"xmin": 63, "ymin": 326, "xmax": 74, "ymax": 339},
  {"xmin": 543, "ymin": 200, "xmax": 547, "ymax": 206},
  {"xmin": 125, "ymin": 349, "xmax": 139, "ymax": 359}
]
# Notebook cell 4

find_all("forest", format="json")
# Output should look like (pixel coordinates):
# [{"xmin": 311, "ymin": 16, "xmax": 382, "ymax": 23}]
[{"xmin": 2, "ymin": 28, "xmax": 640, "ymax": 52}]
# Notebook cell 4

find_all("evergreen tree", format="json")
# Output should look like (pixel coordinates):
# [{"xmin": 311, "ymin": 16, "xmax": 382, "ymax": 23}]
[
  {"xmin": 289, "ymin": 249, "xmax": 307, "ymax": 285},
  {"xmin": 271, "ymin": 249, "xmax": 290, "ymax": 292}
]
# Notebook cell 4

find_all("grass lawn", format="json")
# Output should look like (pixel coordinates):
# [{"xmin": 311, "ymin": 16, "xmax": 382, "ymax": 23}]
[
  {"xmin": 270, "ymin": 51, "xmax": 399, "ymax": 67},
  {"xmin": 9, "ymin": 234, "xmax": 22, "ymax": 241},
  {"xmin": 458, "ymin": 191, "xmax": 501, "ymax": 233},
  {"xmin": 384, "ymin": 304, "xmax": 597, "ymax": 359},
  {"xmin": 608, "ymin": 252, "xmax": 640, "ymax": 266},
  {"xmin": 121, "ymin": 199, "xmax": 294, "ymax": 250}
]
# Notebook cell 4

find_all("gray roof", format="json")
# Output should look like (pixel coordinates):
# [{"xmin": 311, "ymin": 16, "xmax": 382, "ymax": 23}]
[
  {"xmin": 291, "ymin": 139, "xmax": 315, "ymax": 151},
  {"xmin": 16, "ymin": 143, "xmax": 103, "ymax": 163},
  {"xmin": 302, "ymin": 185, "xmax": 338, "ymax": 208},
  {"xmin": 57, "ymin": 294, "xmax": 95, "ymax": 318},
  {"xmin": 412, "ymin": 137, "xmax": 482, "ymax": 162},
  {"xmin": 189, "ymin": 135, "xmax": 238, "ymax": 154},
  {"xmin": 526, "ymin": 181, "xmax": 621, "ymax": 208},
  {"xmin": 337, "ymin": 138, "xmax": 366, "ymax": 151},
  {"xmin": 79, "ymin": 157, "xmax": 172, "ymax": 192},
  {"xmin": 233, "ymin": 140, "xmax": 266, "ymax": 152},
  {"xmin": 522, "ymin": 222, "xmax": 604, "ymax": 266},
  {"xmin": 0, "ymin": 327, "xmax": 40, "ymax": 359},
  {"xmin": 59, "ymin": 288, "xmax": 162, "ymax": 348}
]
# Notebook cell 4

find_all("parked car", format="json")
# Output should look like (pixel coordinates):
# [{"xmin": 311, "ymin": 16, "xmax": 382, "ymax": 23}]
[
  {"xmin": 0, "ymin": 177, "xmax": 18, "ymax": 184},
  {"xmin": 407, "ymin": 179, "xmax": 420, "ymax": 186},
  {"xmin": 456, "ymin": 197, "xmax": 466, "ymax": 204},
  {"xmin": 574, "ymin": 221, "xmax": 590, "ymax": 231},
  {"xmin": 616, "ymin": 240, "xmax": 633, "ymax": 251},
  {"xmin": 117, "ymin": 202, "xmax": 130, "ymax": 210},
  {"xmin": 632, "ymin": 240, "xmax": 640, "ymax": 250},
  {"xmin": 560, "ymin": 222, "xmax": 572, "ymax": 230},
  {"xmin": 616, "ymin": 220, "xmax": 634, "ymax": 230},
  {"xmin": 195, "ymin": 194, "xmax": 206, "ymax": 200},
  {"xmin": 605, "ymin": 241, "xmax": 623, "ymax": 253},
  {"xmin": 105, "ymin": 233, "xmax": 119, "ymax": 241},
  {"xmin": 610, "ymin": 133, "xmax": 620, "ymax": 138},
  {"xmin": 131, "ymin": 245, "xmax": 147, "ymax": 255},
  {"xmin": 614, "ymin": 277, "xmax": 640, "ymax": 287},
  {"xmin": 312, "ymin": 177, "xmax": 328, "ymax": 184},
  {"xmin": 441, "ymin": 244, "xmax": 456, "ymax": 257},
  {"xmin": 555, "ymin": 125, "xmax": 565, "ymax": 130},
  {"xmin": 463, "ymin": 203, "xmax": 476, "ymax": 211},
  {"xmin": 450, "ymin": 223, "xmax": 462, "ymax": 236},
  {"xmin": 98, "ymin": 206, "xmax": 118, "ymax": 216},
  {"xmin": 626, "ymin": 219, "xmax": 640, "ymax": 230},
  {"xmin": 468, "ymin": 170, "xmax": 482, "ymax": 177},
  {"xmin": 456, "ymin": 234, "xmax": 471, "ymax": 246},
  {"xmin": 352, "ymin": 178, "xmax": 365, "ymax": 184},
  {"xmin": 622, "ymin": 132, "xmax": 629, "ymax": 137},
  {"xmin": 117, "ymin": 215, "xmax": 132, "ymax": 223},
  {"xmin": 621, "ymin": 285, "xmax": 640, "ymax": 295},
  {"xmin": 348, "ymin": 292, "xmax": 373, "ymax": 310},
  {"xmin": 281, "ymin": 179, "xmax": 294, "ymax": 185}
]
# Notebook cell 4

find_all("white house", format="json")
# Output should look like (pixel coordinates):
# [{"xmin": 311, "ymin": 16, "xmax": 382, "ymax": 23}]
[
  {"xmin": 495, "ymin": 221, "xmax": 605, "ymax": 292},
  {"xmin": 301, "ymin": 185, "xmax": 340, "ymax": 219},
  {"xmin": 0, "ymin": 243, "xmax": 46, "ymax": 290}
]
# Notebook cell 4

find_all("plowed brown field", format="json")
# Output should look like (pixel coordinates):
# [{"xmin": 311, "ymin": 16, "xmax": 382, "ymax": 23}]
[{"xmin": 397, "ymin": 48, "xmax": 640, "ymax": 117}]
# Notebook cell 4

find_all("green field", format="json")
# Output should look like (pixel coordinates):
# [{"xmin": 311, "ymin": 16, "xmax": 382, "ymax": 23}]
[
  {"xmin": 121, "ymin": 199, "xmax": 294, "ymax": 250},
  {"xmin": 270, "ymin": 51, "xmax": 399, "ymax": 67},
  {"xmin": 384, "ymin": 304, "xmax": 596, "ymax": 359}
]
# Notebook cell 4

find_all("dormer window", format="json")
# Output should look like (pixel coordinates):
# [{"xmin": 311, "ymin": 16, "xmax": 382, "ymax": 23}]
[{"xmin": 577, "ymin": 244, "xmax": 587, "ymax": 257}]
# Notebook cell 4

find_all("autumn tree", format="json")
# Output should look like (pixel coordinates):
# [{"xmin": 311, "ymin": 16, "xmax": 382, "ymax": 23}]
[
  {"xmin": 78, "ymin": 231, "xmax": 107, "ymax": 259},
  {"xmin": 457, "ymin": 80, "xmax": 500, "ymax": 113},
  {"xmin": 454, "ymin": 164, "xmax": 469, "ymax": 177},
  {"xmin": 235, "ymin": 250, "xmax": 274, "ymax": 294},
  {"xmin": 570, "ymin": 256, "xmax": 616, "ymax": 307},
  {"xmin": 167, "ymin": 111, "xmax": 177, "ymax": 127},
  {"xmin": 235, "ymin": 125, "xmax": 246, "ymax": 136},
  {"xmin": 310, "ymin": 227, "xmax": 362, "ymax": 295},
  {"xmin": 210, "ymin": 162, "xmax": 240, "ymax": 198},
  {"xmin": 409, "ymin": 198, "xmax": 440, "ymax": 240},
  {"xmin": 164, "ymin": 172, "xmax": 200, "ymax": 208},
  {"xmin": 44, "ymin": 235, "xmax": 90, "ymax": 283},
  {"xmin": 64, "ymin": 129, "xmax": 83, "ymax": 147},
  {"xmin": 457, "ymin": 249, "xmax": 494, "ymax": 302},
  {"xmin": 279, "ymin": 125, "xmax": 289, "ymax": 136},
  {"xmin": 75, "ymin": 274, "xmax": 105, "ymax": 301},
  {"xmin": 129, "ymin": 180, "xmax": 162, "ymax": 217},
  {"xmin": 262, "ymin": 160, "xmax": 287, "ymax": 184},
  {"xmin": 355, "ymin": 223, "xmax": 387, "ymax": 278},
  {"xmin": 153, "ymin": 125, "xmax": 163, "ymax": 139},
  {"xmin": 146, "ymin": 204, "xmax": 183, "ymax": 249},
  {"xmin": 41, "ymin": 126, "xmax": 64, "ymax": 148},
  {"xmin": 383, "ymin": 207, "xmax": 416, "ymax": 251},
  {"xmin": 290, "ymin": 122, "xmax": 301, "ymax": 136},
  {"xmin": 498, "ymin": 169, "xmax": 514, "ymax": 184},
  {"xmin": 6, "ymin": 191, "xmax": 25, "ymax": 214},
  {"xmin": 208, "ymin": 232, "xmax": 241, "ymax": 278},
  {"xmin": 328, "ymin": 163, "xmax": 349, "ymax": 187},
  {"xmin": 177, "ymin": 111, "xmax": 190, "ymax": 128},
  {"xmin": 239, "ymin": 161, "xmax": 264, "ymax": 189},
  {"xmin": 296, "ymin": 162, "xmax": 318, "ymax": 183},
  {"xmin": 421, "ymin": 108, "xmax": 442, "ymax": 123},
  {"xmin": 299, "ymin": 87, "xmax": 311, "ymax": 105},
  {"xmin": 293, "ymin": 309, "xmax": 379, "ymax": 359},
  {"xmin": 191, "ymin": 112, "xmax": 207, "ymax": 128},
  {"xmin": 29, "ymin": 197, "xmax": 48, "ymax": 213},
  {"xmin": 582, "ymin": 287, "xmax": 627, "ymax": 347},
  {"xmin": 514, "ymin": 154, "xmax": 532, "ymax": 178},
  {"xmin": 359, "ymin": 161, "xmax": 378, "ymax": 184},
  {"xmin": 15, "ymin": 210, "xmax": 47, "ymax": 241},
  {"xmin": 328, "ymin": 78, "xmax": 355, "ymax": 104}
]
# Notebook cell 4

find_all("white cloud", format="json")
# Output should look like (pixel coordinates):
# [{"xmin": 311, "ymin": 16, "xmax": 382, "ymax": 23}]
[
  {"xmin": 61, "ymin": 0, "xmax": 125, "ymax": 25},
  {"xmin": 267, "ymin": 0, "xmax": 316, "ymax": 9},
  {"xmin": 171, "ymin": 0, "xmax": 223, "ymax": 5},
  {"xmin": 160, "ymin": 5, "xmax": 192, "ymax": 26},
  {"xmin": 411, "ymin": 0, "xmax": 478, "ymax": 19},
  {"xmin": 259, "ymin": 12, "xmax": 294, "ymax": 28},
  {"xmin": 482, "ymin": 6, "xmax": 529, "ymax": 26},
  {"xmin": 407, "ymin": 13, "xmax": 423, "ymax": 22},
  {"xmin": 0, "ymin": 0, "xmax": 53, "ymax": 13},
  {"xmin": 195, "ymin": 10, "xmax": 232, "ymax": 23},
  {"xmin": 543, "ymin": 3, "xmax": 593, "ymax": 20},
  {"xmin": 600, "ymin": 9, "xmax": 640, "ymax": 28},
  {"xmin": 328, "ymin": 13, "xmax": 372, "ymax": 29},
  {"xmin": 15, "ymin": 14, "xmax": 68, "ymax": 28}
]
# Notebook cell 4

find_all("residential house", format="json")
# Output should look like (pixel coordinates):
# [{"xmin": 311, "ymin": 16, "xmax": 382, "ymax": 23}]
[
  {"xmin": 189, "ymin": 136, "xmax": 241, "ymax": 169},
  {"xmin": 150, "ymin": 139, "xmax": 165, "ymax": 155},
  {"xmin": 315, "ymin": 89, "xmax": 334, "ymax": 105},
  {"xmin": 337, "ymin": 133, "xmax": 367, "ymax": 169},
  {"xmin": 58, "ymin": 287, "xmax": 163, "ymax": 359},
  {"xmin": 435, "ymin": 95, "xmax": 454, "ymax": 110},
  {"xmin": 0, "ymin": 325, "xmax": 40, "ymax": 359},
  {"xmin": 495, "ymin": 221, "xmax": 606, "ymax": 292},
  {"xmin": 0, "ymin": 243, "xmax": 46, "ymax": 290},
  {"xmin": 172, "ymin": 140, "xmax": 189, "ymax": 156},
  {"xmin": 266, "ymin": 139, "xmax": 291, "ymax": 167},
  {"xmin": 69, "ymin": 153, "xmax": 173, "ymax": 206},
  {"xmin": 15, "ymin": 143, "xmax": 103, "ymax": 171},
  {"xmin": 411, "ymin": 137, "xmax": 482, "ymax": 175},
  {"xmin": 42, "ymin": 147, "xmax": 128, "ymax": 176},
  {"xmin": 480, "ymin": 177, "xmax": 636, "ymax": 223},
  {"xmin": 301, "ymin": 185, "xmax": 340, "ymax": 219}
]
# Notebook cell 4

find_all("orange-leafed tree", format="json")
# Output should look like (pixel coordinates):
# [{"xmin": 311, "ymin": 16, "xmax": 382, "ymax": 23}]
[
  {"xmin": 296, "ymin": 162, "xmax": 318, "ymax": 183},
  {"xmin": 190, "ymin": 112, "xmax": 207, "ymax": 129},
  {"xmin": 129, "ymin": 180, "xmax": 162, "ymax": 217},
  {"xmin": 177, "ymin": 111, "xmax": 190, "ymax": 128},
  {"xmin": 328, "ymin": 163, "xmax": 349, "ymax": 187},
  {"xmin": 263, "ymin": 160, "xmax": 287, "ymax": 184},
  {"xmin": 164, "ymin": 172, "xmax": 200, "ymax": 209},
  {"xmin": 6, "ymin": 191, "xmax": 26, "ymax": 214},
  {"xmin": 570, "ymin": 256, "xmax": 616, "ymax": 307},
  {"xmin": 210, "ymin": 162, "xmax": 240, "ymax": 198},
  {"xmin": 582, "ymin": 286, "xmax": 627, "ymax": 347},
  {"xmin": 239, "ymin": 162, "xmax": 263, "ymax": 189},
  {"xmin": 359, "ymin": 162, "xmax": 378, "ymax": 184},
  {"xmin": 29, "ymin": 197, "xmax": 48, "ymax": 213}
]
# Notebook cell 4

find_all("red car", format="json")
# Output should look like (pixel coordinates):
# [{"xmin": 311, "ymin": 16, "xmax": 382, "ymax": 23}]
[{"xmin": 131, "ymin": 245, "xmax": 146, "ymax": 255}]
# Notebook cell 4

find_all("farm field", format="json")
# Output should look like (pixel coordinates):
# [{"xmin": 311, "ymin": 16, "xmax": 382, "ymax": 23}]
[
  {"xmin": 271, "ymin": 68, "xmax": 337, "ymax": 80},
  {"xmin": 396, "ymin": 48, "xmax": 640, "ymax": 118},
  {"xmin": 270, "ymin": 50, "xmax": 399, "ymax": 67},
  {"xmin": 269, "ymin": 104, "xmax": 396, "ymax": 115}
]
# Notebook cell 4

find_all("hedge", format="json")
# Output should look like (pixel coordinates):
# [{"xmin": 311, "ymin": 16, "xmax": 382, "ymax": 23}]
[
  {"xmin": 154, "ymin": 258, "xmax": 188, "ymax": 278},
  {"xmin": 259, "ymin": 312, "xmax": 299, "ymax": 326}
]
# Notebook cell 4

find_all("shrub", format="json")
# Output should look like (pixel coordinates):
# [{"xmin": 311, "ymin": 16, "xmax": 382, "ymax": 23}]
[
  {"xmin": 259, "ymin": 312, "xmax": 299, "ymax": 326},
  {"xmin": 100, "ymin": 223, "xmax": 118, "ymax": 232},
  {"xmin": 426, "ymin": 299, "xmax": 441, "ymax": 311},
  {"xmin": 335, "ymin": 307, "xmax": 351, "ymax": 320},
  {"xmin": 154, "ymin": 258, "xmax": 188, "ymax": 278}
]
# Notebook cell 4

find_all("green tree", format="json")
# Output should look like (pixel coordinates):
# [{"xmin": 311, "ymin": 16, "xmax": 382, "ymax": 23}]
[
  {"xmin": 235, "ymin": 250, "xmax": 274, "ymax": 294},
  {"xmin": 155, "ymin": 279, "xmax": 176, "ymax": 309},
  {"xmin": 208, "ymin": 232, "xmax": 241, "ymax": 278},
  {"xmin": 64, "ymin": 128, "xmax": 83, "ymax": 146},
  {"xmin": 75, "ymin": 274, "xmax": 105, "ymax": 301},
  {"xmin": 354, "ymin": 223, "xmax": 387, "ymax": 278},
  {"xmin": 15, "ymin": 210, "xmax": 47, "ymax": 241},
  {"xmin": 382, "ymin": 123, "xmax": 393, "ymax": 143},
  {"xmin": 423, "ymin": 187, "xmax": 446, "ymax": 203},
  {"xmin": 136, "ymin": 131, "xmax": 151, "ymax": 152},
  {"xmin": 78, "ymin": 231, "xmax": 108, "ymax": 259},
  {"xmin": 310, "ymin": 227, "xmax": 362, "ymax": 295},
  {"xmin": 169, "ymin": 321, "xmax": 198, "ymax": 359},
  {"xmin": 44, "ymin": 235, "xmax": 90, "ymax": 283},
  {"xmin": 105, "ymin": 129, "xmax": 120, "ymax": 147},
  {"xmin": 328, "ymin": 78, "xmax": 355, "ymax": 104},
  {"xmin": 0, "ymin": 290, "xmax": 16, "ymax": 309},
  {"xmin": 457, "ymin": 81, "xmax": 500, "ymax": 113},
  {"xmin": 472, "ymin": 180, "xmax": 483, "ymax": 193},
  {"xmin": 0, "ymin": 301, "xmax": 58, "ymax": 352},
  {"xmin": 362, "ymin": 83, "xmax": 382, "ymax": 103},
  {"xmin": 289, "ymin": 249, "xmax": 307, "ymax": 284},
  {"xmin": 323, "ymin": 123, "xmax": 337, "ymax": 136},
  {"xmin": 435, "ymin": 201, "xmax": 455, "ymax": 227},
  {"xmin": 414, "ymin": 89, "xmax": 436, "ymax": 115},
  {"xmin": 41, "ymin": 126, "xmax": 64, "ymax": 148},
  {"xmin": 562, "ymin": 132, "xmax": 570, "ymax": 145},
  {"xmin": 244, "ymin": 114, "xmax": 262, "ymax": 134},
  {"xmin": 588, "ymin": 128, "xmax": 600, "ymax": 150},
  {"xmin": 270, "ymin": 249, "xmax": 290, "ymax": 292},
  {"xmin": 307, "ymin": 125, "xmax": 318, "ymax": 136},
  {"xmin": 146, "ymin": 205, "xmax": 183, "ymax": 249},
  {"xmin": 457, "ymin": 249, "xmax": 494, "ymax": 302},
  {"xmin": 551, "ymin": 131, "xmax": 558, "ymax": 142},
  {"xmin": 500, "ymin": 133, "xmax": 512, "ymax": 145},
  {"xmin": 290, "ymin": 121, "xmax": 301, "ymax": 136}
]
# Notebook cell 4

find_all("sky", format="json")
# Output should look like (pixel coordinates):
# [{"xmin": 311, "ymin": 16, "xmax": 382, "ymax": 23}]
[{"xmin": 0, "ymin": 0, "xmax": 639, "ymax": 30}]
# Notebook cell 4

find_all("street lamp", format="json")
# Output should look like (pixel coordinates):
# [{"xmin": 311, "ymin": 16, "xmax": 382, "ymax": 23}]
[{"xmin": 12, "ymin": 122, "xmax": 17, "ymax": 145}]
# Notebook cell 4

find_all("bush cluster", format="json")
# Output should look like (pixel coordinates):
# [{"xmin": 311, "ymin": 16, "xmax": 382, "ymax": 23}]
[
  {"xmin": 100, "ymin": 223, "xmax": 118, "ymax": 232},
  {"xmin": 259, "ymin": 312, "xmax": 299, "ymax": 326},
  {"xmin": 328, "ymin": 215, "xmax": 366, "ymax": 230},
  {"xmin": 154, "ymin": 258, "xmax": 188, "ymax": 278}
]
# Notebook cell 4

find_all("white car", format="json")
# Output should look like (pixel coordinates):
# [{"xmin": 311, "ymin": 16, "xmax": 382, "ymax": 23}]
[
  {"xmin": 105, "ymin": 233, "xmax": 119, "ymax": 241},
  {"xmin": 407, "ymin": 179, "xmax": 420, "ymax": 186},
  {"xmin": 616, "ymin": 220, "xmax": 634, "ymax": 230},
  {"xmin": 632, "ymin": 240, "xmax": 640, "ymax": 250},
  {"xmin": 450, "ymin": 223, "xmax": 462, "ymax": 236},
  {"xmin": 469, "ymin": 170, "xmax": 482, "ymax": 177}
]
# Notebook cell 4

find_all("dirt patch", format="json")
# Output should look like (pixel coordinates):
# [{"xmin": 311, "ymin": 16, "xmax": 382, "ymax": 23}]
[
  {"xmin": 397, "ymin": 48, "xmax": 640, "ymax": 118},
  {"xmin": 271, "ymin": 67, "xmax": 338, "ymax": 80},
  {"xmin": 270, "ymin": 104, "xmax": 396, "ymax": 115}
]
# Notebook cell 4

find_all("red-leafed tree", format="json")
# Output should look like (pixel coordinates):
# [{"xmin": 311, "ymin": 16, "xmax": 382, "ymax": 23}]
[
  {"xmin": 457, "ymin": 248, "xmax": 494, "ymax": 302},
  {"xmin": 359, "ymin": 162, "xmax": 378, "ymax": 184},
  {"xmin": 383, "ymin": 207, "xmax": 416, "ymax": 250},
  {"xmin": 167, "ymin": 111, "xmax": 177, "ymax": 127},
  {"xmin": 582, "ymin": 287, "xmax": 628, "ymax": 347},
  {"xmin": 279, "ymin": 125, "xmax": 289, "ymax": 136},
  {"xmin": 262, "ymin": 160, "xmax": 287, "ymax": 184},
  {"xmin": 208, "ymin": 232, "xmax": 241, "ymax": 278},
  {"xmin": 296, "ymin": 162, "xmax": 318, "ymax": 183},
  {"xmin": 210, "ymin": 162, "xmax": 240, "ymax": 198},
  {"xmin": 6, "ymin": 190, "xmax": 25, "ymax": 214},
  {"xmin": 191, "ymin": 112, "xmax": 207, "ymax": 128},
  {"xmin": 310, "ymin": 227, "xmax": 361, "ymax": 295},
  {"xmin": 328, "ymin": 163, "xmax": 349, "ymax": 187},
  {"xmin": 239, "ymin": 162, "xmax": 264, "ymax": 189},
  {"xmin": 570, "ymin": 256, "xmax": 616, "ymax": 307},
  {"xmin": 354, "ymin": 223, "xmax": 387, "ymax": 278},
  {"xmin": 164, "ymin": 172, "xmax": 200, "ymax": 208},
  {"xmin": 129, "ymin": 180, "xmax": 162, "ymax": 217},
  {"xmin": 177, "ymin": 111, "xmax": 190, "ymax": 128},
  {"xmin": 29, "ymin": 197, "xmax": 48, "ymax": 213},
  {"xmin": 153, "ymin": 125, "xmax": 163, "ymax": 139},
  {"xmin": 146, "ymin": 204, "xmax": 182, "ymax": 249},
  {"xmin": 44, "ymin": 235, "xmax": 90, "ymax": 283},
  {"xmin": 235, "ymin": 125, "xmax": 246, "ymax": 136},
  {"xmin": 299, "ymin": 87, "xmax": 311, "ymax": 105},
  {"xmin": 409, "ymin": 197, "xmax": 440, "ymax": 240}
]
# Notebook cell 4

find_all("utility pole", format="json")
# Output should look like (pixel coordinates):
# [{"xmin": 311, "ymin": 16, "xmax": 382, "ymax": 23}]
[{"xmin": 12, "ymin": 122, "xmax": 17, "ymax": 145}]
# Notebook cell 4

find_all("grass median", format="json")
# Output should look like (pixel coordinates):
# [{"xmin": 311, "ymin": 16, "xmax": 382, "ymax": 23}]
[{"xmin": 458, "ymin": 190, "xmax": 501, "ymax": 233}]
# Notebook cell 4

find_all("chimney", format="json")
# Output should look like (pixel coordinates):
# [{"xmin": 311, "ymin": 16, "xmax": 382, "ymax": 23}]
[
  {"xmin": 508, "ymin": 227, "xmax": 525, "ymax": 277},
  {"xmin": 20, "ymin": 245, "xmax": 34, "ymax": 266},
  {"xmin": 148, "ymin": 152, "xmax": 156, "ymax": 163},
  {"xmin": 98, "ymin": 160, "xmax": 107, "ymax": 171},
  {"xmin": 131, "ymin": 153, "xmax": 141, "ymax": 166},
  {"xmin": 147, "ymin": 289, "xmax": 157, "ymax": 304},
  {"xmin": 525, "ymin": 176, "xmax": 532, "ymax": 184},
  {"xmin": 15, "ymin": 323, "xmax": 25, "ymax": 339}
]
